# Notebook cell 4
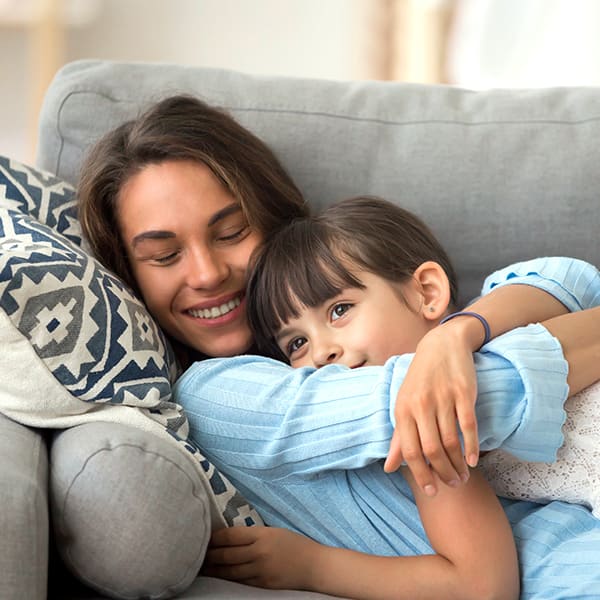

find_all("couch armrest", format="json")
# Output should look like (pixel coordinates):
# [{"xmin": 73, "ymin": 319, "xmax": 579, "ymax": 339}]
[{"xmin": 0, "ymin": 413, "xmax": 48, "ymax": 600}]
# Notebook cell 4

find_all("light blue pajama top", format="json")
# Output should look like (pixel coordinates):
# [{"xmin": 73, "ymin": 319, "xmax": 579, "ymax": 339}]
[{"xmin": 175, "ymin": 257, "xmax": 600, "ymax": 600}]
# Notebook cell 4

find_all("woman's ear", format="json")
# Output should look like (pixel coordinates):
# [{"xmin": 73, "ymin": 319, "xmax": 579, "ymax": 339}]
[{"xmin": 412, "ymin": 261, "xmax": 451, "ymax": 322}]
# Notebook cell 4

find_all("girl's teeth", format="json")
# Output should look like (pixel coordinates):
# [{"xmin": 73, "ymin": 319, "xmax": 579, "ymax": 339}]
[{"xmin": 189, "ymin": 296, "xmax": 241, "ymax": 319}]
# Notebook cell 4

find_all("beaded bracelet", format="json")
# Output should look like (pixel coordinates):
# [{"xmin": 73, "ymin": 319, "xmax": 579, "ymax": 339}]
[{"xmin": 439, "ymin": 311, "xmax": 491, "ymax": 347}]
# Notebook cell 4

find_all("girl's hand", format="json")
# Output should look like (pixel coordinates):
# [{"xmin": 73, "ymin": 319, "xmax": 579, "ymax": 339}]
[
  {"xmin": 384, "ymin": 322, "xmax": 479, "ymax": 496},
  {"xmin": 203, "ymin": 526, "xmax": 318, "ymax": 591}
]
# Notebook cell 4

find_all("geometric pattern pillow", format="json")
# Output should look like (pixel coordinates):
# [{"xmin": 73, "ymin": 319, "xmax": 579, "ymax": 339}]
[
  {"xmin": 0, "ymin": 156, "xmax": 261, "ymax": 528},
  {"xmin": 0, "ymin": 154, "xmax": 83, "ymax": 246}
]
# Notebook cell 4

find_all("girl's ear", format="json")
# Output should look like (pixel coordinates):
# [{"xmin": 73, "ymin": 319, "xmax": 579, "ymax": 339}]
[{"xmin": 412, "ymin": 261, "xmax": 451, "ymax": 322}]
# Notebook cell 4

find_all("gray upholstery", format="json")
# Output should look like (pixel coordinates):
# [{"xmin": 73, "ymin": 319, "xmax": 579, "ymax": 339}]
[
  {"xmin": 0, "ymin": 413, "xmax": 48, "ymax": 600},
  {"xmin": 37, "ymin": 59, "xmax": 600, "ymax": 306},
  {"xmin": 50, "ymin": 423, "xmax": 211, "ymax": 599},
  {"xmin": 17, "ymin": 59, "xmax": 600, "ymax": 598}
]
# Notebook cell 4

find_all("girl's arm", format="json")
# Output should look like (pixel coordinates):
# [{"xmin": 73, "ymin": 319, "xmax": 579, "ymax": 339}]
[
  {"xmin": 386, "ymin": 257, "xmax": 600, "ymax": 496},
  {"xmin": 205, "ymin": 469, "xmax": 518, "ymax": 600}
]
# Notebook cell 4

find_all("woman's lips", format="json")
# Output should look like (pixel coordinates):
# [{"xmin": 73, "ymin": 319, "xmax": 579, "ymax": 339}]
[
  {"xmin": 187, "ymin": 294, "xmax": 242, "ymax": 319},
  {"xmin": 184, "ymin": 293, "xmax": 246, "ymax": 328}
]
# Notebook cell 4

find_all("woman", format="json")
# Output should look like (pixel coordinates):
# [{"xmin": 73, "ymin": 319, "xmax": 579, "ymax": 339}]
[{"xmin": 75, "ymin": 94, "xmax": 600, "ymax": 599}]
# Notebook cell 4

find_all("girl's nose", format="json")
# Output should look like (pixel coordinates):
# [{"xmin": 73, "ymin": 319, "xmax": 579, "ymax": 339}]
[
  {"xmin": 313, "ymin": 340, "xmax": 344, "ymax": 369},
  {"xmin": 185, "ymin": 247, "xmax": 229, "ymax": 290}
]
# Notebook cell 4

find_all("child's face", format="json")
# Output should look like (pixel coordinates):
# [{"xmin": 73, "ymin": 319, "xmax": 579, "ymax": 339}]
[{"xmin": 276, "ymin": 271, "xmax": 436, "ymax": 369}]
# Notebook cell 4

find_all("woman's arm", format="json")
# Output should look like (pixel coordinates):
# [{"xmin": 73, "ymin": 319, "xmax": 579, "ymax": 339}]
[
  {"xmin": 177, "ymin": 321, "xmax": 568, "ymax": 483},
  {"xmin": 205, "ymin": 469, "xmax": 518, "ymax": 600},
  {"xmin": 385, "ymin": 257, "xmax": 600, "ymax": 495},
  {"xmin": 542, "ymin": 304, "xmax": 600, "ymax": 394}
]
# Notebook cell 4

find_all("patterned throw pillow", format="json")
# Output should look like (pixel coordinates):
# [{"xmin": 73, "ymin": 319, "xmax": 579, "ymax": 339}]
[
  {"xmin": 0, "ymin": 156, "xmax": 261, "ymax": 528},
  {"xmin": 0, "ymin": 155, "xmax": 83, "ymax": 246}
]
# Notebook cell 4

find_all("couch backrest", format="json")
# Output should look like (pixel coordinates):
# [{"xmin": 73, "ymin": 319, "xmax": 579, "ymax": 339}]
[{"xmin": 37, "ymin": 59, "xmax": 600, "ymax": 305}]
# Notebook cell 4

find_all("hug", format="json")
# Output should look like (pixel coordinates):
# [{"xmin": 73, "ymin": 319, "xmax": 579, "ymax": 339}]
[{"xmin": 2, "ymin": 60, "xmax": 600, "ymax": 599}]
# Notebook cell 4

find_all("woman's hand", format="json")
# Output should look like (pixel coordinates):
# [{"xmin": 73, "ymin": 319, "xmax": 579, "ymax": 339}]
[
  {"xmin": 203, "ymin": 526, "xmax": 319, "ymax": 591},
  {"xmin": 384, "ymin": 322, "xmax": 479, "ymax": 496}
]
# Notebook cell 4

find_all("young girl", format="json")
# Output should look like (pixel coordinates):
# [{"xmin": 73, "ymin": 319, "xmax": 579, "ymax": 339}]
[
  {"xmin": 247, "ymin": 195, "xmax": 600, "ymax": 517},
  {"xmin": 195, "ymin": 195, "xmax": 600, "ymax": 599}
]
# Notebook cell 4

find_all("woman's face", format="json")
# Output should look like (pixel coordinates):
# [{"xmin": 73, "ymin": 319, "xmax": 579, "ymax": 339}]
[{"xmin": 117, "ymin": 159, "xmax": 262, "ymax": 357}]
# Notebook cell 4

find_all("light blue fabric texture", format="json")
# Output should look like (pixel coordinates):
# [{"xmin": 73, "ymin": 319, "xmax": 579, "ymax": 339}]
[{"xmin": 175, "ymin": 256, "xmax": 600, "ymax": 600}]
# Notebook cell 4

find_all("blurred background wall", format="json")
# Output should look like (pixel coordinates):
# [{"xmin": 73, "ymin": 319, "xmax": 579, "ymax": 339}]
[{"xmin": 2, "ymin": 0, "xmax": 600, "ymax": 164}]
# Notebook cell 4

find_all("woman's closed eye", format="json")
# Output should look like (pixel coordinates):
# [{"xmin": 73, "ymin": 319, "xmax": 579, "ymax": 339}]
[
  {"xmin": 152, "ymin": 251, "xmax": 180, "ymax": 265},
  {"xmin": 215, "ymin": 223, "xmax": 251, "ymax": 243},
  {"xmin": 330, "ymin": 302, "xmax": 353, "ymax": 322}
]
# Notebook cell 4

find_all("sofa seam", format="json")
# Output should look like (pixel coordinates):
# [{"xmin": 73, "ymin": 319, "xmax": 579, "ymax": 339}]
[{"xmin": 54, "ymin": 89, "xmax": 600, "ymax": 134}]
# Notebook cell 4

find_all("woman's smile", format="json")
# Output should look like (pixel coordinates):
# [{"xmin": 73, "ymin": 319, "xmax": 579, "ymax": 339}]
[{"xmin": 185, "ymin": 292, "xmax": 245, "ymax": 324}]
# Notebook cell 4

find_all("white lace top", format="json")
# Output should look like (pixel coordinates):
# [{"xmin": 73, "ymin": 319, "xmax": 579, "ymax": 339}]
[{"xmin": 480, "ymin": 379, "xmax": 600, "ymax": 518}]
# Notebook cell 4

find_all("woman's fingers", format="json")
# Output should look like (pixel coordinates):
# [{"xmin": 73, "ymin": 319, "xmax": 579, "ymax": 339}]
[
  {"xmin": 435, "ymin": 406, "xmax": 468, "ymax": 481},
  {"xmin": 384, "ymin": 429, "xmax": 404, "ymax": 473},
  {"xmin": 396, "ymin": 419, "xmax": 439, "ymax": 496},
  {"xmin": 456, "ymin": 400, "xmax": 479, "ymax": 467},
  {"xmin": 416, "ymin": 415, "xmax": 462, "ymax": 488}
]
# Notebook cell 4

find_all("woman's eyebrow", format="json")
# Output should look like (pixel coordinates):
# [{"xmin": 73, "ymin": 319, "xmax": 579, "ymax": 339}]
[
  {"xmin": 131, "ymin": 230, "xmax": 175, "ymax": 247},
  {"xmin": 208, "ymin": 202, "xmax": 242, "ymax": 226},
  {"xmin": 131, "ymin": 203, "xmax": 242, "ymax": 247}
]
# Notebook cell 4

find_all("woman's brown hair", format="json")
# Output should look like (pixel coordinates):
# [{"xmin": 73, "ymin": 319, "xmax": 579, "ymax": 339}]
[
  {"xmin": 78, "ymin": 94, "xmax": 307, "ymax": 292},
  {"xmin": 247, "ymin": 195, "xmax": 458, "ymax": 360}
]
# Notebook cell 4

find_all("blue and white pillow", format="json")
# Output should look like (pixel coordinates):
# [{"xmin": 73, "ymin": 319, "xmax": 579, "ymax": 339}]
[
  {"xmin": 0, "ymin": 156, "xmax": 261, "ymax": 528},
  {"xmin": 0, "ymin": 155, "xmax": 83, "ymax": 246}
]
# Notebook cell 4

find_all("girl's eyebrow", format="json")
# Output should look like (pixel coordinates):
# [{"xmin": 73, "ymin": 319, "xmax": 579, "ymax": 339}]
[
  {"xmin": 275, "ymin": 326, "xmax": 295, "ymax": 344},
  {"xmin": 131, "ymin": 203, "xmax": 242, "ymax": 247}
]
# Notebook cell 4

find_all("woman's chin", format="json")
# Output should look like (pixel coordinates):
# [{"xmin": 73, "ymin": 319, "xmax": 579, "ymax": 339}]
[{"xmin": 190, "ymin": 330, "xmax": 254, "ymax": 359}]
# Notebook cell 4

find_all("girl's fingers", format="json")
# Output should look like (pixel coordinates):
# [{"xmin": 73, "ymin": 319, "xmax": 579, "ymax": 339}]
[
  {"xmin": 206, "ymin": 543, "xmax": 254, "ymax": 566},
  {"xmin": 203, "ymin": 561, "xmax": 257, "ymax": 581}
]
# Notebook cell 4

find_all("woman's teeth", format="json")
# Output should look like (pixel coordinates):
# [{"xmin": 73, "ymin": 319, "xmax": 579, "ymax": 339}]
[{"xmin": 188, "ymin": 296, "xmax": 241, "ymax": 319}]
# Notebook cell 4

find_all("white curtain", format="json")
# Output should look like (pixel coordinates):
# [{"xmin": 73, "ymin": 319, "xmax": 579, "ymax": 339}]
[{"xmin": 446, "ymin": 0, "xmax": 600, "ymax": 88}]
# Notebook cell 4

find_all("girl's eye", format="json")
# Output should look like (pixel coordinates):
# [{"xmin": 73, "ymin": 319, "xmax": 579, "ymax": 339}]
[
  {"xmin": 331, "ymin": 303, "xmax": 352, "ymax": 321},
  {"xmin": 287, "ymin": 336, "xmax": 307, "ymax": 356}
]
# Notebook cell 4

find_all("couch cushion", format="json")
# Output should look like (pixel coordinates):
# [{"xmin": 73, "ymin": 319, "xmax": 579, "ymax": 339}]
[{"xmin": 37, "ymin": 60, "xmax": 600, "ymax": 305}]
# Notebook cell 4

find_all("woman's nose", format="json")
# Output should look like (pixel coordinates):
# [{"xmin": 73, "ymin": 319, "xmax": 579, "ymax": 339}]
[
  {"xmin": 313, "ymin": 339, "xmax": 343, "ymax": 369},
  {"xmin": 185, "ymin": 247, "xmax": 229, "ymax": 290}
]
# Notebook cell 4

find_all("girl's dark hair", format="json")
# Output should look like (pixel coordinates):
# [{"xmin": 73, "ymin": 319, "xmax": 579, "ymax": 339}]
[
  {"xmin": 247, "ymin": 195, "xmax": 458, "ymax": 360},
  {"xmin": 78, "ymin": 94, "xmax": 307, "ymax": 292}
]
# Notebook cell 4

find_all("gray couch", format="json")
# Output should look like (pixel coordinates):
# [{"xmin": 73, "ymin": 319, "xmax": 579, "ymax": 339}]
[{"xmin": 2, "ymin": 59, "xmax": 600, "ymax": 599}]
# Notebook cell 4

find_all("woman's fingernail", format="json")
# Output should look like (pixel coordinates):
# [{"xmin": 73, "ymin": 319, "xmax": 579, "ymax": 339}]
[
  {"xmin": 448, "ymin": 479, "xmax": 460, "ymax": 487},
  {"xmin": 461, "ymin": 471, "xmax": 470, "ymax": 483},
  {"xmin": 424, "ymin": 484, "xmax": 437, "ymax": 496},
  {"xmin": 467, "ymin": 454, "xmax": 478, "ymax": 467}
]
